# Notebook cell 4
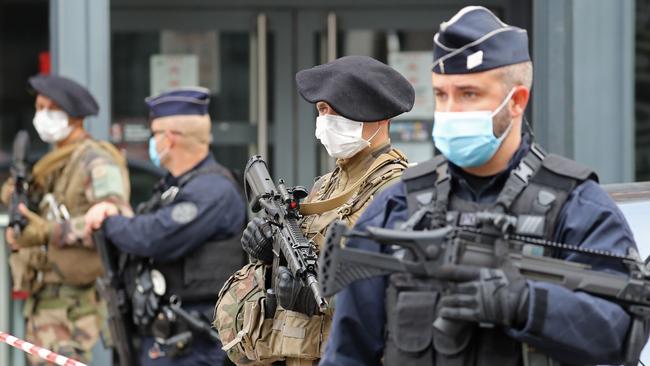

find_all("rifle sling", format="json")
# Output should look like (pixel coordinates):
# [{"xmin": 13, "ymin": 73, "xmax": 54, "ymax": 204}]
[
  {"xmin": 299, "ymin": 151, "xmax": 405, "ymax": 216},
  {"xmin": 31, "ymin": 142, "xmax": 83, "ymax": 188}
]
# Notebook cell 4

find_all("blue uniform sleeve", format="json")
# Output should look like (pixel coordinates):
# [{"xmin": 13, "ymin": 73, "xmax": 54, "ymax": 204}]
[
  {"xmin": 507, "ymin": 180, "xmax": 637, "ymax": 364},
  {"xmin": 103, "ymin": 174, "xmax": 246, "ymax": 262},
  {"xmin": 320, "ymin": 183, "xmax": 408, "ymax": 366}
]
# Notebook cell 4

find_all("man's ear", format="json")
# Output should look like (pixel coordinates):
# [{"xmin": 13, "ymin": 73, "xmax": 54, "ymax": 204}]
[
  {"xmin": 510, "ymin": 86, "xmax": 530, "ymax": 119},
  {"xmin": 165, "ymin": 130, "xmax": 177, "ymax": 149},
  {"xmin": 382, "ymin": 119, "xmax": 390, "ymax": 132}
]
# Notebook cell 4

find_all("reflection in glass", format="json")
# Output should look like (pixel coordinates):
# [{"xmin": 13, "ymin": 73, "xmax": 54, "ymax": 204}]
[{"xmin": 111, "ymin": 31, "xmax": 254, "ymax": 171}]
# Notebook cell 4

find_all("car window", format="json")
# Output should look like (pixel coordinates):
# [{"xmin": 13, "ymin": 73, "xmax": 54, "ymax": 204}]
[{"xmin": 125, "ymin": 159, "xmax": 164, "ymax": 208}]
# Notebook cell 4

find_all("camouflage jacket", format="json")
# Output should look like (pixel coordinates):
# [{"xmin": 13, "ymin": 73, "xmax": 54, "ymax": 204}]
[{"xmin": 7, "ymin": 134, "xmax": 131, "ymax": 288}]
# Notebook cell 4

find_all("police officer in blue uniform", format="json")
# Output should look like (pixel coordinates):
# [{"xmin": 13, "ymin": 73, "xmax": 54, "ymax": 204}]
[
  {"xmin": 85, "ymin": 87, "xmax": 246, "ymax": 365},
  {"xmin": 320, "ymin": 6, "xmax": 647, "ymax": 366}
]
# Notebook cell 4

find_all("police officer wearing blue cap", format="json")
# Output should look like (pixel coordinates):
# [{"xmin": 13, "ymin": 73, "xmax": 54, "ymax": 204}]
[
  {"xmin": 320, "ymin": 6, "xmax": 647, "ymax": 366},
  {"xmin": 85, "ymin": 87, "xmax": 246, "ymax": 365}
]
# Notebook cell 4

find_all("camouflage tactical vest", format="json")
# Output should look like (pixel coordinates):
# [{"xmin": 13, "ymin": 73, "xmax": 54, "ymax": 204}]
[
  {"xmin": 11, "ymin": 138, "xmax": 129, "ymax": 292},
  {"xmin": 214, "ymin": 147, "xmax": 408, "ymax": 365}
]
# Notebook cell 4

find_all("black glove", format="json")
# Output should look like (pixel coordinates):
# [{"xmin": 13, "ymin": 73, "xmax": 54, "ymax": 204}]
[
  {"xmin": 438, "ymin": 268, "xmax": 529, "ymax": 329},
  {"xmin": 275, "ymin": 266, "xmax": 319, "ymax": 316},
  {"xmin": 241, "ymin": 217, "xmax": 274, "ymax": 263}
]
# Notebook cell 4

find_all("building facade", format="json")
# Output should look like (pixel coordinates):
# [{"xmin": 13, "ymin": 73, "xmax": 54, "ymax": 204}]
[
  {"xmin": 0, "ymin": 0, "xmax": 647, "ymax": 364},
  {"xmin": 0, "ymin": 0, "xmax": 642, "ymax": 187}
]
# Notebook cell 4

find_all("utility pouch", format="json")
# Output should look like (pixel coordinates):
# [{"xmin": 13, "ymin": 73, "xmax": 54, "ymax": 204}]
[
  {"xmin": 386, "ymin": 284, "xmax": 436, "ymax": 366},
  {"xmin": 131, "ymin": 265, "xmax": 163, "ymax": 330}
]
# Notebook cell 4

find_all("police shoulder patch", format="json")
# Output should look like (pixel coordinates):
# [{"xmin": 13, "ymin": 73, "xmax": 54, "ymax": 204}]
[{"xmin": 170, "ymin": 202, "xmax": 199, "ymax": 224}]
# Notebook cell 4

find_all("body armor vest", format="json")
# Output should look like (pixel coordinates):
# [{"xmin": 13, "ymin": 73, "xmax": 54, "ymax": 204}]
[
  {"xmin": 385, "ymin": 143, "xmax": 598, "ymax": 366},
  {"xmin": 135, "ymin": 162, "xmax": 246, "ymax": 303}
]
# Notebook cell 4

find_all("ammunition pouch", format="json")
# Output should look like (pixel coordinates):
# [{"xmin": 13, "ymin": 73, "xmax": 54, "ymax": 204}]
[
  {"xmin": 215, "ymin": 263, "xmax": 283, "ymax": 365},
  {"xmin": 215, "ymin": 263, "xmax": 333, "ymax": 365},
  {"xmin": 385, "ymin": 272, "xmax": 474, "ymax": 366},
  {"xmin": 9, "ymin": 247, "xmax": 48, "ymax": 297},
  {"xmin": 25, "ymin": 284, "xmax": 99, "ymax": 320},
  {"xmin": 47, "ymin": 245, "xmax": 103, "ymax": 286}
]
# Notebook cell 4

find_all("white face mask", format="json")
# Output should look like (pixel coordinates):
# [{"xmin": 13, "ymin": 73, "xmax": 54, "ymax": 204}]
[
  {"xmin": 33, "ymin": 109, "xmax": 72, "ymax": 143},
  {"xmin": 315, "ymin": 114, "xmax": 379, "ymax": 159}
]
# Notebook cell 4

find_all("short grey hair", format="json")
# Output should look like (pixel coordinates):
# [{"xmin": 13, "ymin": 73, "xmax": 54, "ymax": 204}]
[{"xmin": 498, "ymin": 61, "xmax": 533, "ymax": 92}]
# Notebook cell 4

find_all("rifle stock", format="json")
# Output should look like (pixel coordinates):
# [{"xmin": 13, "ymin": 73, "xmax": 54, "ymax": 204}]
[{"xmin": 93, "ymin": 230, "xmax": 137, "ymax": 366}]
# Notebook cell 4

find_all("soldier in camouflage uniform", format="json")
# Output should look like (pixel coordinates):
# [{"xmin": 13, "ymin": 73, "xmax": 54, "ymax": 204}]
[
  {"xmin": 2, "ymin": 75, "xmax": 131, "ymax": 365},
  {"xmin": 214, "ymin": 56, "xmax": 415, "ymax": 366}
]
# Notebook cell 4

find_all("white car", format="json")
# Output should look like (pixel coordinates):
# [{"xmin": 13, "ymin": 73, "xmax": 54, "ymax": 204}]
[{"xmin": 606, "ymin": 182, "xmax": 650, "ymax": 365}]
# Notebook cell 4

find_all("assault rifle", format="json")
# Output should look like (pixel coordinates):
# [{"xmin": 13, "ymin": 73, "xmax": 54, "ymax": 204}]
[
  {"xmin": 9, "ymin": 130, "xmax": 30, "ymax": 236},
  {"xmin": 94, "ymin": 230, "xmax": 137, "ymax": 366},
  {"xmin": 319, "ymin": 213, "xmax": 650, "ymax": 364},
  {"xmin": 244, "ymin": 155, "xmax": 328, "ymax": 312}
]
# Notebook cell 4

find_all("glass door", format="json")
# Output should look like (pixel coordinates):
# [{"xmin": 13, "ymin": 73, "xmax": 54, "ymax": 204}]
[
  {"xmin": 110, "ymin": 9, "xmax": 296, "ymax": 184},
  {"xmin": 109, "ymin": 1, "xmax": 524, "ymax": 189}
]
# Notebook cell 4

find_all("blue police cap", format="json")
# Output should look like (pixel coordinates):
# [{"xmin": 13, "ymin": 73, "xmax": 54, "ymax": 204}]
[
  {"xmin": 296, "ymin": 56, "xmax": 415, "ymax": 122},
  {"xmin": 145, "ymin": 87, "xmax": 210, "ymax": 119},
  {"xmin": 432, "ymin": 6, "xmax": 530, "ymax": 74},
  {"xmin": 28, "ymin": 75, "xmax": 99, "ymax": 118}
]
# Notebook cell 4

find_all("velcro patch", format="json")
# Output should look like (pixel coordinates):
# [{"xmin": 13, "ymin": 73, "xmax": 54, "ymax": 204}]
[{"xmin": 91, "ymin": 165, "xmax": 125, "ymax": 200}]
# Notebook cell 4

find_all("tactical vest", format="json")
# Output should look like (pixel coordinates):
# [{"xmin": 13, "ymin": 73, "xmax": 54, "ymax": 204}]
[
  {"xmin": 29, "ymin": 139, "xmax": 129, "ymax": 288},
  {"xmin": 214, "ymin": 148, "xmax": 409, "ymax": 366},
  {"xmin": 136, "ymin": 162, "xmax": 246, "ymax": 303},
  {"xmin": 385, "ymin": 143, "xmax": 597, "ymax": 366},
  {"xmin": 300, "ymin": 147, "xmax": 409, "ymax": 250}
]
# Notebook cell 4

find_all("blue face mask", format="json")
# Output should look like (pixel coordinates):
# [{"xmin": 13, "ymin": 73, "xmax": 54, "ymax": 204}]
[
  {"xmin": 149, "ymin": 136, "xmax": 161, "ymax": 167},
  {"xmin": 432, "ymin": 88, "xmax": 516, "ymax": 168}
]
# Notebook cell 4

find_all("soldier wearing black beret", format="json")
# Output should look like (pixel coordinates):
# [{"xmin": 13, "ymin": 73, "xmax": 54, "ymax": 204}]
[
  {"xmin": 214, "ymin": 55, "xmax": 414, "ymax": 365},
  {"xmin": 2, "ymin": 75, "xmax": 130, "ymax": 365}
]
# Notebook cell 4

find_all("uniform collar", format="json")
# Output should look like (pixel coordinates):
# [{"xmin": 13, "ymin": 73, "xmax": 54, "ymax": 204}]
[
  {"xmin": 165, "ymin": 153, "xmax": 214, "ymax": 186},
  {"xmin": 56, "ymin": 131, "xmax": 90, "ymax": 148},
  {"xmin": 450, "ymin": 133, "xmax": 532, "ymax": 202}
]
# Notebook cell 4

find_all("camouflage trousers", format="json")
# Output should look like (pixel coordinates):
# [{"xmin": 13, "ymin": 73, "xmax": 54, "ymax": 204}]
[{"xmin": 24, "ymin": 284, "xmax": 104, "ymax": 366}]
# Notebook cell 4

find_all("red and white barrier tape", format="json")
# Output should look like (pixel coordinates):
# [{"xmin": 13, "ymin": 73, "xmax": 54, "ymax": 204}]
[{"xmin": 0, "ymin": 331, "xmax": 87, "ymax": 366}]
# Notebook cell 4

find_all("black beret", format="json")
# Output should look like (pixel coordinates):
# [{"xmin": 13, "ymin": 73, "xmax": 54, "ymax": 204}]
[
  {"xmin": 296, "ymin": 55, "xmax": 415, "ymax": 122},
  {"xmin": 145, "ymin": 87, "xmax": 210, "ymax": 119},
  {"xmin": 432, "ymin": 6, "xmax": 530, "ymax": 74},
  {"xmin": 28, "ymin": 75, "xmax": 99, "ymax": 118}
]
